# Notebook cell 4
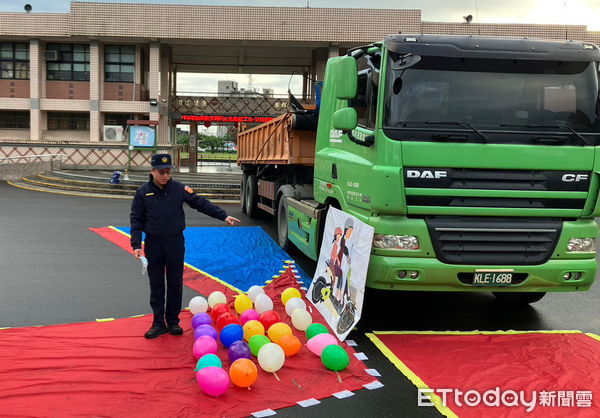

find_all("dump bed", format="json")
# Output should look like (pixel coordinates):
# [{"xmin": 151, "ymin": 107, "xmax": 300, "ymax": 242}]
[{"xmin": 237, "ymin": 113, "xmax": 316, "ymax": 166}]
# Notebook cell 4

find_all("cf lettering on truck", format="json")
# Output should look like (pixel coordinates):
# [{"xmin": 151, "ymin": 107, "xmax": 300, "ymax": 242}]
[{"xmin": 238, "ymin": 35, "xmax": 600, "ymax": 305}]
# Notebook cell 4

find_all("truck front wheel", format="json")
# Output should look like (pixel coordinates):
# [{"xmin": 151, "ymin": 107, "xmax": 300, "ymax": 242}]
[
  {"xmin": 277, "ymin": 196, "xmax": 291, "ymax": 250},
  {"xmin": 492, "ymin": 292, "xmax": 546, "ymax": 305},
  {"xmin": 240, "ymin": 174, "xmax": 247, "ymax": 213},
  {"xmin": 245, "ymin": 174, "xmax": 259, "ymax": 218}
]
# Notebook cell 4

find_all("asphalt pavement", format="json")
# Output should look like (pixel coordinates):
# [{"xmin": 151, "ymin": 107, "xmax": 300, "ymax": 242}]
[{"xmin": 1, "ymin": 180, "xmax": 599, "ymax": 417}]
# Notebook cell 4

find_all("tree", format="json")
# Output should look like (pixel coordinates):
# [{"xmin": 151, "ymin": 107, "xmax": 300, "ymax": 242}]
[{"xmin": 199, "ymin": 134, "xmax": 224, "ymax": 153}]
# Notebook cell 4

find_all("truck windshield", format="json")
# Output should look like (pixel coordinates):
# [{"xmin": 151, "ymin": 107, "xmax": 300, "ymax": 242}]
[{"xmin": 384, "ymin": 54, "xmax": 600, "ymax": 145}]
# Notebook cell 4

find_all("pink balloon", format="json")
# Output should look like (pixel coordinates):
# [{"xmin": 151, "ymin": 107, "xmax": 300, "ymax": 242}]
[
  {"xmin": 193, "ymin": 335, "xmax": 217, "ymax": 359},
  {"xmin": 240, "ymin": 309, "xmax": 260, "ymax": 325},
  {"xmin": 196, "ymin": 366, "xmax": 230, "ymax": 397},
  {"xmin": 306, "ymin": 333, "xmax": 338, "ymax": 356}
]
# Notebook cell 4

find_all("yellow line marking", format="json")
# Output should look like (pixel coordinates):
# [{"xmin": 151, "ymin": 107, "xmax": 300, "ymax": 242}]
[
  {"xmin": 129, "ymin": 314, "xmax": 145, "ymax": 318},
  {"xmin": 585, "ymin": 333, "xmax": 600, "ymax": 342},
  {"xmin": 372, "ymin": 330, "xmax": 583, "ymax": 335},
  {"xmin": 95, "ymin": 318, "xmax": 116, "ymax": 322},
  {"xmin": 7, "ymin": 179, "xmax": 131, "ymax": 200},
  {"xmin": 366, "ymin": 333, "xmax": 458, "ymax": 418},
  {"xmin": 0, "ymin": 327, "xmax": 12, "ymax": 330}
]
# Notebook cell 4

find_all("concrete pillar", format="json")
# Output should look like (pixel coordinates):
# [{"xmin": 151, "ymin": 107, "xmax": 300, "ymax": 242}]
[
  {"xmin": 29, "ymin": 39, "xmax": 42, "ymax": 141},
  {"xmin": 149, "ymin": 42, "xmax": 160, "ymax": 122},
  {"xmin": 189, "ymin": 121, "xmax": 198, "ymax": 174},
  {"xmin": 89, "ymin": 40, "xmax": 101, "ymax": 142},
  {"xmin": 158, "ymin": 45, "xmax": 171, "ymax": 145}
]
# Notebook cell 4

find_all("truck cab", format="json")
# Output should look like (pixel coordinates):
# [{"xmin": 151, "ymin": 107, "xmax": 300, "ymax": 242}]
[{"xmin": 287, "ymin": 35, "xmax": 600, "ymax": 304}]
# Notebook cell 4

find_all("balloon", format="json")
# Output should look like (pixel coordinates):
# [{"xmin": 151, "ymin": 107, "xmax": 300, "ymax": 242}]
[
  {"xmin": 189, "ymin": 296, "xmax": 209, "ymax": 315},
  {"xmin": 228, "ymin": 340, "xmax": 252, "ymax": 362},
  {"xmin": 192, "ymin": 312, "xmax": 212, "ymax": 329},
  {"xmin": 195, "ymin": 354, "xmax": 222, "ymax": 371},
  {"xmin": 211, "ymin": 303, "xmax": 230, "ymax": 322},
  {"xmin": 291, "ymin": 308, "xmax": 312, "ymax": 331},
  {"xmin": 254, "ymin": 293, "xmax": 273, "ymax": 314},
  {"xmin": 247, "ymin": 285, "xmax": 265, "ymax": 302},
  {"xmin": 248, "ymin": 334, "xmax": 271, "ymax": 356},
  {"xmin": 259, "ymin": 310, "xmax": 281, "ymax": 331},
  {"xmin": 229, "ymin": 358, "xmax": 258, "ymax": 388},
  {"xmin": 321, "ymin": 345, "xmax": 350, "ymax": 371},
  {"xmin": 208, "ymin": 291, "xmax": 227, "ymax": 308},
  {"xmin": 234, "ymin": 294, "xmax": 253, "ymax": 314},
  {"xmin": 216, "ymin": 312, "xmax": 240, "ymax": 330},
  {"xmin": 257, "ymin": 343, "xmax": 285, "ymax": 373},
  {"xmin": 196, "ymin": 366, "xmax": 229, "ymax": 397},
  {"xmin": 306, "ymin": 323, "xmax": 329, "ymax": 340},
  {"xmin": 243, "ymin": 320, "xmax": 265, "ymax": 341},
  {"xmin": 307, "ymin": 333, "xmax": 338, "ymax": 356},
  {"xmin": 277, "ymin": 334, "xmax": 301, "ymax": 356},
  {"xmin": 281, "ymin": 287, "xmax": 302, "ymax": 305},
  {"xmin": 220, "ymin": 324, "xmax": 244, "ymax": 348},
  {"xmin": 194, "ymin": 324, "xmax": 218, "ymax": 340},
  {"xmin": 240, "ymin": 309, "xmax": 260, "ymax": 325},
  {"xmin": 267, "ymin": 322, "xmax": 292, "ymax": 344},
  {"xmin": 284, "ymin": 297, "xmax": 306, "ymax": 317},
  {"xmin": 193, "ymin": 335, "xmax": 217, "ymax": 359}
]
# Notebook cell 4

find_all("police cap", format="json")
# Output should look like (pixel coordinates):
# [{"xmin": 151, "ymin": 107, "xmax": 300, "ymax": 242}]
[{"xmin": 151, "ymin": 153, "xmax": 173, "ymax": 170}]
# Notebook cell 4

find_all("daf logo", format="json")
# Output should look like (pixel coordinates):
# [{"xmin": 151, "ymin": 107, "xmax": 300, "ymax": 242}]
[
  {"xmin": 407, "ymin": 170, "xmax": 448, "ymax": 179},
  {"xmin": 562, "ymin": 174, "xmax": 588, "ymax": 182}
]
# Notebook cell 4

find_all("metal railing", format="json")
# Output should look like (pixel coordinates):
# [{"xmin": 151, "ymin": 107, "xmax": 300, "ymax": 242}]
[{"xmin": 0, "ymin": 153, "xmax": 65, "ymax": 164}]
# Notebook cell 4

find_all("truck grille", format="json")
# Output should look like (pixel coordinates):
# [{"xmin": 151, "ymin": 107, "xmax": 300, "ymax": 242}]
[{"xmin": 426, "ymin": 217, "xmax": 562, "ymax": 265}]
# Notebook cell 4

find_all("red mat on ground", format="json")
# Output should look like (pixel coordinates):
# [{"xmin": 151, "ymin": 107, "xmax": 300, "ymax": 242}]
[
  {"xmin": 374, "ymin": 332, "xmax": 600, "ymax": 417},
  {"xmin": 0, "ymin": 232, "xmax": 375, "ymax": 417}
]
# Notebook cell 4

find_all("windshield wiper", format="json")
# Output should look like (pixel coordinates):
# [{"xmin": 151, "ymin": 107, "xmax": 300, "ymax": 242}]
[
  {"xmin": 394, "ymin": 121, "xmax": 490, "ymax": 143},
  {"xmin": 499, "ymin": 123, "xmax": 589, "ymax": 146}
]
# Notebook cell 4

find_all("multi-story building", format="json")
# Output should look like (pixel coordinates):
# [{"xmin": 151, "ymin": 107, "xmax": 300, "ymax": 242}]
[{"xmin": 0, "ymin": 2, "xmax": 598, "ymax": 169}]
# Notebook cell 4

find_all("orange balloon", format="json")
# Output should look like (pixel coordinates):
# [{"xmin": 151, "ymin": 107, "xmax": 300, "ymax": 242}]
[
  {"xmin": 277, "ymin": 334, "xmax": 301, "ymax": 356},
  {"xmin": 229, "ymin": 358, "xmax": 258, "ymax": 388},
  {"xmin": 267, "ymin": 322, "xmax": 292, "ymax": 344},
  {"xmin": 243, "ymin": 320, "xmax": 265, "ymax": 342}
]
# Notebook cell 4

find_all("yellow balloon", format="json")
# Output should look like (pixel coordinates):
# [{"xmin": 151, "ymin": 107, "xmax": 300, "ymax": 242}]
[
  {"xmin": 243, "ymin": 320, "xmax": 265, "ymax": 342},
  {"xmin": 267, "ymin": 322, "xmax": 292, "ymax": 344},
  {"xmin": 281, "ymin": 287, "xmax": 302, "ymax": 305},
  {"xmin": 234, "ymin": 294, "xmax": 253, "ymax": 314}
]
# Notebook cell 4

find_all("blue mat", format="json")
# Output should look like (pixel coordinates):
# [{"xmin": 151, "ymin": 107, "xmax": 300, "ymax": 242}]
[{"xmin": 117, "ymin": 226, "xmax": 312, "ymax": 290}]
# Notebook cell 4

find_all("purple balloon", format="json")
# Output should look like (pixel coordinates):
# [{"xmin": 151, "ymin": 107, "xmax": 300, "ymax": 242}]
[
  {"xmin": 192, "ymin": 312, "xmax": 212, "ymax": 329},
  {"xmin": 228, "ymin": 340, "xmax": 252, "ymax": 363},
  {"xmin": 194, "ymin": 324, "xmax": 218, "ymax": 340}
]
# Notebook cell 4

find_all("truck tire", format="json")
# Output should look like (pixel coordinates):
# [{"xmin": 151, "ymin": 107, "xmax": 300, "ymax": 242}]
[
  {"xmin": 277, "ymin": 196, "xmax": 291, "ymax": 250},
  {"xmin": 492, "ymin": 292, "xmax": 546, "ymax": 305},
  {"xmin": 245, "ymin": 174, "xmax": 259, "ymax": 218},
  {"xmin": 240, "ymin": 174, "xmax": 247, "ymax": 214}
]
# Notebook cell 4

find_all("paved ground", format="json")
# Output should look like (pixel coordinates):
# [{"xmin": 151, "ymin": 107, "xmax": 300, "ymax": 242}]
[{"xmin": 1, "ymin": 181, "xmax": 599, "ymax": 417}]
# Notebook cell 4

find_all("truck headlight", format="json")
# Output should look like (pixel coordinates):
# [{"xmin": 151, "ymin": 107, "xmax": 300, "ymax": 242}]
[
  {"xmin": 373, "ymin": 234, "xmax": 420, "ymax": 250},
  {"xmin": 567, "ymin": 238, "xmax": 596, "ymax": 253}
]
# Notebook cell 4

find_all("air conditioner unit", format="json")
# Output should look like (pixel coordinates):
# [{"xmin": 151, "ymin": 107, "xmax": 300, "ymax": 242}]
[
  {"xmin": 44, "ymin": 50, "xmax": 58, "ymax": 61},
  {"xmin": 103, "ymin": 125, "xmax": 124, "ymax": 142}
]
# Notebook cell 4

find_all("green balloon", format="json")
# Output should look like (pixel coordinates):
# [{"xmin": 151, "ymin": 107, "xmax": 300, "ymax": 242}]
[
  {"xmin": 321, "ymin": 345, "xmax": 350, "ymax": 371},
  {"xmin": 249, "ymin": 334, "xmax": 271, "ymax": 356},
  {"xmin": 195, "ymin": 353, "xmax": 222, "ymax": 371},
  {"xmin": 306, "ymin": 323, "xmax": 329, "ymax": 340}
]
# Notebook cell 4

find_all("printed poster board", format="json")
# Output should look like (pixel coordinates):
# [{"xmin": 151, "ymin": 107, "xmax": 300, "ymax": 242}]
[
  {"xmin": 307, "ymin": 207, "xmax": 374, "ymax": 341},
  {"xmin": 129, "ymin": 125, "xmax": 156, "ymax": 149}
]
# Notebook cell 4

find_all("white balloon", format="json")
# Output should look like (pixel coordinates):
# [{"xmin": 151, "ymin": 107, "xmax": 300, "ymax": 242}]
[
  {"xmin": 291, "ymin": 308, "xmax": 312, "ymax": 331},
  {"xmin": 247, "ymin": 285, "xmax": 265, "ymax": 302},
  {"xmin": 207, "ymin": 291, "xmax": 227, "ymax": 308},
  {"xmin": 257, "ymin": 343, "xmax": 285, "ymax": 372},
  {"xmin": 189, "ymin": 296, "xmax": 208, "ymax": 315},
  {"xmin": 254, "ymin": 293, "xmax": 273, "ymax": 314},
  {"xmin": 284, "ymin": 297, "xmax": 306, "ymax": 317}
]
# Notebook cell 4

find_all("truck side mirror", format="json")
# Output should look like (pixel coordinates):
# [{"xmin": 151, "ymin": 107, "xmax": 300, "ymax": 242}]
[
  {"xmin": 332, "ymin": 108, "xmax": 357, "ymax": 131},
  {"xmin": 334, "ymin": 56, "xmax": 358, "ymax": 99}
]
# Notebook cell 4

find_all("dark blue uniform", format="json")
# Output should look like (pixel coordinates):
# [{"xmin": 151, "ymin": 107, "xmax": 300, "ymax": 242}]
[{"xmin": 130, "ymin": 176, "xmax": 228, "ymax": 327}]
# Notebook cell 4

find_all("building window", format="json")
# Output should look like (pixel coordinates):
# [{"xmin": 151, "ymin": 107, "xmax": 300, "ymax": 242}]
[
  {"xmin": 47, "ymin": 112, "xmax": 90, "ymax": 130},
  {"xmin": 105, "ymin": 45, "xmax": 135, "ymax": 83},
  {"xmin": 0, "ymin": 43, "xmax": 29, "ymax": 80},
  {"xmin": 104, "ymin": 113, "xmax": 131, "ymax": 128},
  {"xmin": 46, "ymin": 44, "xmax": 90, "ymax": 81},
  {"xmin": 0, "ymin": 111, "xmax": 30, "ymax": 128}
]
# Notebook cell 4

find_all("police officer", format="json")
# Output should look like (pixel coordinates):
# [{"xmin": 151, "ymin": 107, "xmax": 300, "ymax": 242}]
[{"xmin": 130, "ymin": 153, "xmax": 240, "ymax": 338}]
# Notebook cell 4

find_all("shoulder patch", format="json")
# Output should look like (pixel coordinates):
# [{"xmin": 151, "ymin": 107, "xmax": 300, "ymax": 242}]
[
  {"xmin": 145, "ymin": 192, "xmax": 155, "ymax": 196},
  {"xmin": 184, "ymin": 186, "xmax": 194, "ymax": 194}
]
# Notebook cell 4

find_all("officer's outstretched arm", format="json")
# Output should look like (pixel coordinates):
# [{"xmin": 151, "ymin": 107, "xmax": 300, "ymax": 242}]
[{"xmin": 183, "ymin": 185, "xmax": 228, "ymax": 221}]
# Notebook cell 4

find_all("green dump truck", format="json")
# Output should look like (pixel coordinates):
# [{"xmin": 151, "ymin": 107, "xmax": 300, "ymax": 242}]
[{"xmin": 238, "ymin": 35, "xmax": 600, "ymax": 304}]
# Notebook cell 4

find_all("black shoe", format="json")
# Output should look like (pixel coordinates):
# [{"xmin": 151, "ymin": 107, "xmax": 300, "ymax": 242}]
[
  {"xmin": 144, "ymin": 324, "xmax": 168, "ymax": 339},
  {"xmin": 167, "ymin": 324, "xmax": 183, "ymax": 335}
]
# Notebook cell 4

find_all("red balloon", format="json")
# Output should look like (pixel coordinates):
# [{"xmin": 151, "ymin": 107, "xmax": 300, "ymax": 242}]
[
  {"xmin": 216, "ymin": 312, "xmax": 240, "ymax": 330},
  {"xmin": 259, "ymin": 310, "xmax": 281, "ymax": 331},
  {"xmin": 211, "ymin": 303, "xmax": 230, "ymax": 322}
]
